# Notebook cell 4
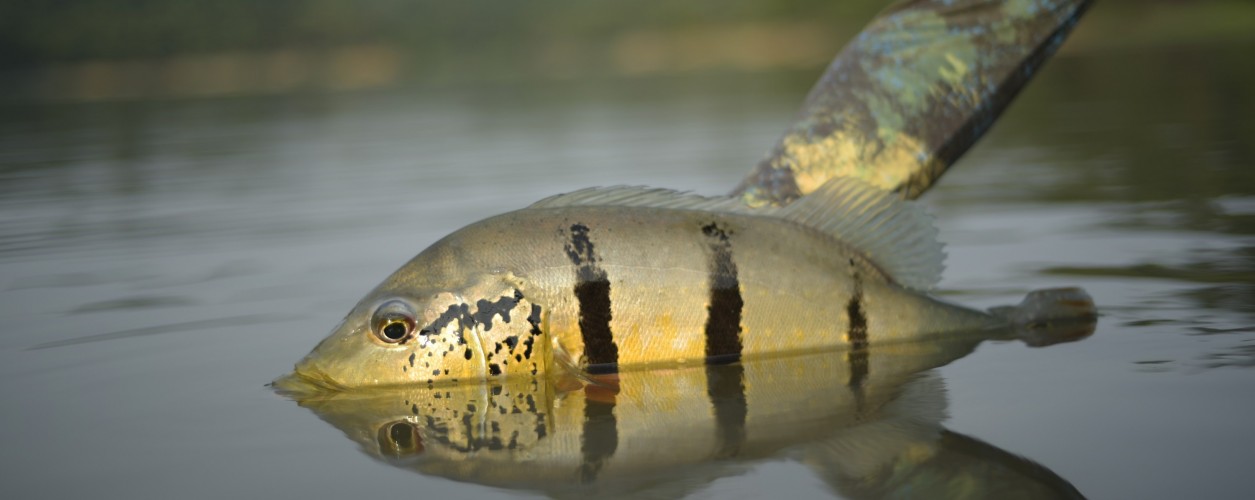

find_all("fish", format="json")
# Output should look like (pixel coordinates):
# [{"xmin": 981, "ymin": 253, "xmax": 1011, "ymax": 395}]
[
  {"xmin": 272, "ymin": 2, "xmax": 1101, "ymax": 493},
  {"xmin": 274, "ymin": 326, "xmax": 1091, "ymax": 499},
  {"xmin": 281, "ymin": 177, "xmax": 1095, "ymax": 390}
]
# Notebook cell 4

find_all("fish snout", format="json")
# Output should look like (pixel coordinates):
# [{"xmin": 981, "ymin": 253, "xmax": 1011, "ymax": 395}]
[{"xmin": 270, "ymin": 356, "xmax": 346, "ymax": 397}]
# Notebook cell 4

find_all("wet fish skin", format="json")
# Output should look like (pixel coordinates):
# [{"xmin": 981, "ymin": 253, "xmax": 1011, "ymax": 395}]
[{"xmin": 288, "ymin": 179, "xmax": 1058, "ymax": 390}]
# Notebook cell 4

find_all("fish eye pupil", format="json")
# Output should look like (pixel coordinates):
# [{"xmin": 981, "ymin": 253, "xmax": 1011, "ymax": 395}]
[
  {"xmin": 371, "ymin": 300, "xmax": 418, "ymax": 343},
  {"xmin": 382, "ymin": 321, "xmax": 409, "ymax": 341}
]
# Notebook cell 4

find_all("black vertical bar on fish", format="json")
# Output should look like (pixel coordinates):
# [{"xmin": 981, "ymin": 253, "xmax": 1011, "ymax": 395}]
[
  {"xmin": 575, "ymin": 277, "xmax": 617, "ymax": 373},
  {"xmin": 706, "ymin": 363, "xmax": 748, "ymax": 458},
  {"xmin": 701, "ymin": 223, "xmax": 749, "ymax": 457},
  {"xmin": 701, "ymin": 223, "xmax": 744, "ymax": 365},
  {"xmin": 846, "ymin": 276, "xmax": 870, "ymax": 410},
  {"xmin": 565, "ymin": 224, "xmax": 619, "ymax": 373},
  {"xmin": 846, "ymin": 277, "xmax": 869, "ymax": 383},
  {"xmin": 579, "ymin": 388, "xmax": 618, "ymax": 483}
]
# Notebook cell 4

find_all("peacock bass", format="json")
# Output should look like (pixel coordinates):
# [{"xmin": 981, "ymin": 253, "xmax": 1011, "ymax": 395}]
[{"xmin": 283, "ymin": 178, "xmax": 1093, "ymax": 390}]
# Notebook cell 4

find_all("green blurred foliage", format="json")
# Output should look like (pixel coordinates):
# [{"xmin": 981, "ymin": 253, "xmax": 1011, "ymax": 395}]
[
  {"xmin": 5, "ymin": 0, "xmax": 1252, "ymax": 71},
  {"xmin": 0, "ymin": 0, "xmax": 875, "ymax": 68}
]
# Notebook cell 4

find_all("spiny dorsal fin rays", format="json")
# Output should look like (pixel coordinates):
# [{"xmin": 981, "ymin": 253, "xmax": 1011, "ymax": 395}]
[
  {"xmin": 529, "ymin": 177, "xmax": 943, "ymax": 291},
  {"xmin": 530, "ymin": 186, "xmax": 747, "ymax": 213},
  {"xmin": 731, "ymin": 0, "xmax": 1094, "ymax": 206}
]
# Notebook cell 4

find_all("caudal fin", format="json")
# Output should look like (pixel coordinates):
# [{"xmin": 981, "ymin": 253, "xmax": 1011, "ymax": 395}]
[{"xmin": 989, "ymin": 287, "xmax": 1097, "ymax": 346}]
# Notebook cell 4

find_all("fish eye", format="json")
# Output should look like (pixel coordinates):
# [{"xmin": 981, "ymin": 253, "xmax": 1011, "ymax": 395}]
[{"xmin": 371, "ymin": 300, "xmax": 417, "ymax": 344}]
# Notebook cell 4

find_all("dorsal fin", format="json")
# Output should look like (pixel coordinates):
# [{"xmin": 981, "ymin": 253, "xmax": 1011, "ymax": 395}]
[
  {"xmin": 777, "ymin": 178, "xmax": 944, "ymax": 290},
  {"xmin": 529, "ymin": 186, "xmax": 747, "ymax": 213},
  {"xmin": 529, "ymin": 178, "xmax": 944, "ymax": 290}
]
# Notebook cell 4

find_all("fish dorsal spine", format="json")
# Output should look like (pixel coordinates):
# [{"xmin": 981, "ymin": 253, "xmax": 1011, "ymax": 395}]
[{"xmin": 529, "ymin": 177, "xmax": 944, "ymax": 290}]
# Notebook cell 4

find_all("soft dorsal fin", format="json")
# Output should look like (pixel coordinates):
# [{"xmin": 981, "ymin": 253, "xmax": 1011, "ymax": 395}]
[
  {"xmin": 777, "ymin": 178, "xmax": 944, "ymax": 290},
  {"xmin": 529, "ymin": 178, "xmax": 944, "ymax": 290}
]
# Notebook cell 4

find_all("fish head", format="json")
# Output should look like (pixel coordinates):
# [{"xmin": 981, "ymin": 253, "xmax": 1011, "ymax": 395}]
[
  {"xmin": 283, "ymin": 287, "xmax": 495, "ymax": 391},
  {"xmin": 280, "ymin": 262, "xmax": 546, "ymax": 391}
]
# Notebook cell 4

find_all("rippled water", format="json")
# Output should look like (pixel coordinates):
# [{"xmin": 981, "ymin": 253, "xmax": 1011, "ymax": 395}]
[{"xmin": 2, "ymin": 43, "xmax": 1253, "ymax": 499}]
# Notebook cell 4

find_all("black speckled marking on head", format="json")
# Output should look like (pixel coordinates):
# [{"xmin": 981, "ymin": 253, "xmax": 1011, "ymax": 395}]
[
  {"xmin": 473, "ymin": 291, "xmax": 522, "ymax": 331},
  {"xmin": 424, "ymin": 303, "xmax": 473, "ymax": 345},
  {"xmin": 701, "ymin": 223, "xmax": 744, "ymax": 365},
  {"xmin": 706, "ymin": 362, "xmax": 747, "ymax": 458},
  {"xmin": 523, "ymin": 304, "xmax": 542, "ymax": 361},
  {"xmin": 564, "ymin": 223, "xmax": 619, "ymax": 374},
  {"xmin": 579, "ymin": 388, "xmax": 618, "ymax": 483},
  {"xmin": 418, "ymin": 290, "xmax": 525, "ymax": 369},
  {"xmin": 526, "ymin": 304, "xmax": 543, "ymax": 335},
  {"xmin": 846, "ymin": 269, "xmax": 870, "ymax": 392},
  {"xmin": 522, "ymin": 336, "xmax": 535, "ymax": 360}
]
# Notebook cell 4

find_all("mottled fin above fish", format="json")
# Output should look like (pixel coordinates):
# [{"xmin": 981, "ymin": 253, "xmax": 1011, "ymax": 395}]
[
  {"xmin": 732, "ymin": 0, "xmax": 1094, "ymax": 205},
  {"xmin": 532, "ymin": 177, "xmax": 944, "ymax": 290}
]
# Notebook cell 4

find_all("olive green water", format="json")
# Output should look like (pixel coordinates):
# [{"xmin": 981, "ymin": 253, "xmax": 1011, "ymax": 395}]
[{"xmin": 2, "ymin": 43, "xmax": 1253, "ymax": 498}]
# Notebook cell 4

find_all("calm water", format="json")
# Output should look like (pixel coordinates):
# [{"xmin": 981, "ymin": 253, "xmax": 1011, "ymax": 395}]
[{"xmin": 2, "ymin": 43, "xmax": 1253, "ymax": 499}]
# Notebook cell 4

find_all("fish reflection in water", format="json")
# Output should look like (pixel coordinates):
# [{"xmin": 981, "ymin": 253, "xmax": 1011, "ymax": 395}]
[{"xmin": 275, "ymin": 321, "xmax": 1092, "ymax": 499}]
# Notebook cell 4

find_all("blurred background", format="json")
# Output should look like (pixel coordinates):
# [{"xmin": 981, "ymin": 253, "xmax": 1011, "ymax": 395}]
[
  {"xmin": 2, "ymin": 0, "xmax": 1253, "ymax": 100},
  {"xmin": 2, "ymin": 1, "xmax": 1254, "ymax": 499}
]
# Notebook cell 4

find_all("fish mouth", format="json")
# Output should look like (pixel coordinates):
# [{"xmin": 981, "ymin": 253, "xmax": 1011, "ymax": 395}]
[{"xmin": 268, "ymin": 366, "xmax": 348, "ymax": 400}]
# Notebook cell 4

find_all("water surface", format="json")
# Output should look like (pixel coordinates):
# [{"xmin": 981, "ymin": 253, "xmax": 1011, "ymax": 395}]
[{"xmin": 2, "ymin": 43, "xmax": 1253, "ymax": 499}]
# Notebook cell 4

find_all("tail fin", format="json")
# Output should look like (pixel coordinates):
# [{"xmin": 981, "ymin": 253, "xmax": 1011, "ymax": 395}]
[{"xmin": 989, "ymin": 287, "xmax": 1097, "ymax": 347}]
